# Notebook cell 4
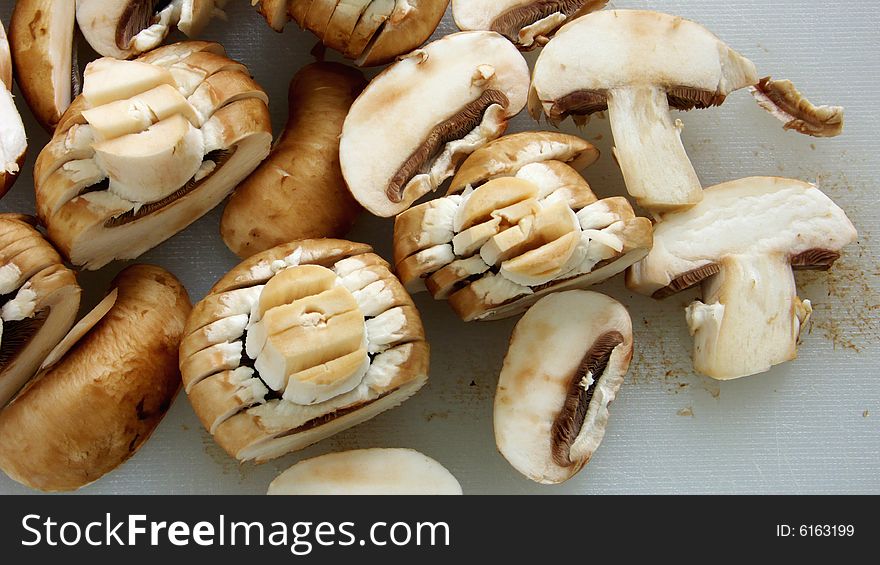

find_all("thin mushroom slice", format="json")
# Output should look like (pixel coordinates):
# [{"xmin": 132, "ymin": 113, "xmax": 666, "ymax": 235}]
[
  {"xmin": 268, "ymin": 448, "xmax": 462, "ymax": 495},
  {"xmin": 9, "ymin": 0, "xmax": 76, "ymax": 131},
  {"xmin": 0, "ymin": 20, "xmax": 10, "ymax": 89},
  {"xmin": 355, "ymin": 0, "xmax": 449, "ymax": 67},
  {"xmin": 0, "ymin": 66, "xmax": 26, "ymax": 199},
  {"xmin": 627, "ymin": 177, "xmax": 857, "ymax": 380},
  {"xmin": 35, "ymin": 44, "xmax": 272, "ymax": 270},
  {"xmin": 453, "ymin": 0, "xmax": 608, "ymax": 49},
  {"xmin": 495, "ymin": 290, "xmax": 632, "ymax": 484},
  {"xmin": 181, "ymin": 239, "xmax": 429, "ymax": 462},
  {"xmin": 341, "ymin": 31, "xmax": 530, "ymax": 217},
  {"xmin": 751, "ymin": 77, "xmax": 844, "ymax": 138}
]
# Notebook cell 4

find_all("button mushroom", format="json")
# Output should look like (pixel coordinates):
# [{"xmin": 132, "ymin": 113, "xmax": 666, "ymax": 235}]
[
  {"xmin": 0, "ymin": 21, "xmax": 26, "ymax": 200},
  {"xmin": 495, "ymin": 290, "xmax": 632, "ymax": 484},
  {"xmin": 34, "ymin": 41, "xmax": 272, "ymax": 270},
  {"xmin": 340, "ymin": 31, "xmax": 530, "ymax": 217},
  {"xmin": 76, "ymin": 0, "xmax": 227, "ymax": 59},
  {"xmin": 452, "ymin": 0, "xmax": 608, "ymax": 49},
  {"xmin": 180, "ymin": 239, "xmax": 429, "ymax": 463},
  {"xmin": 529, "ymin": 10, "xmax": 759, "ymax": 212},
  {"xmin": 393, "ymin": 131, "xmax": 652, "ymax": 321},
  {"xmin": 0, "ymin": 264, "xmax": 191, "ymax": 492},
  {"xmin": 268, "ymin": 448, "xmax": 462, "ymax": 495},
  {"xmin": 0, "ymin": 214, "xmax": 80, "ymax": 407},
  {"xmin": 627, "ymin": 177, "xmax": 858, "ymax": 380},
  {"xmin": 221, "ymin": 63, "xmax": 366, "ymax": 258}
]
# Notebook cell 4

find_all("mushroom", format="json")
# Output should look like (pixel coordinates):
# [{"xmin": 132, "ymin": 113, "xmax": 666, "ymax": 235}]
[
  {"xmin": 393, "ymin": 131, "xmax": 652, "ymax": 321},
  {"xmin": 254, "ymin": 0, "xmax": 449, "ymax": 67},
  {"xmin": 180, "ymin": 239, "xmax": 429, "ymax": 463},
  {"xmin": 9, "ymin": 0, "xmax": 76, "ymax": 131},
  {"xmin": 0, "ymin": 21, "xmax": 26, "ymax": 200},
  {"xmin": 626, "ymin": 177, "xmax": 858, "ymax": 380},
  {"xmin": 751, "ymin": 77, "xmax": 845, "ymax": 138},
  {"xmin": 0, "ymin": 264, "xmax": 191, "ymax": 492},
  {"xmin": 76, "ymin": 0, "xmax": 227, "ymax": 59},
  {"xmin": 0, "ymin": 214, "xmax": 80, "ymax": 407},
  {"xmin": 0, "ymin": 17, "xmax": 11, "ymax": 88},
  {"xmin": 495, "ymin": 290, "xmax": 632, "ymax": 484},
  {"xmin": 529, "ymin": 10, "xmax": 760, "ymax": 212},
  {"xmin": 340, "ymin": 31, "xmax": 530, "ymax": 217},
  {"xmin": 34, "ymin": 41, "xmax": 272, "ymax": 270},
  {"xmin": 268, "ymin": 448, "xmax": 462, "ymax": 495},
  {"xmin": 452, "ymin": 0, "xmax": 608, "ymax": 49},
  {"xmin": 221, "ymin": 63, "xmax": 366, "ymax": 258}
]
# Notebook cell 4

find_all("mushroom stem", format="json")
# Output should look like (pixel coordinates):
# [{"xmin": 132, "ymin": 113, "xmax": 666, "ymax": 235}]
[
  {"xmin": 606, "ymin": 86, "xmax": 703, "ymax": 213},
  {"xmin": 687, "ymin": 254, "xmax": 811, "ymax": 380}
]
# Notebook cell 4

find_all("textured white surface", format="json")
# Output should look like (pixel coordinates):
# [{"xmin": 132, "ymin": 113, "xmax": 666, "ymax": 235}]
[{"xmin": 0, "ymin": 0, "xmax": 877, "ymax": 495}]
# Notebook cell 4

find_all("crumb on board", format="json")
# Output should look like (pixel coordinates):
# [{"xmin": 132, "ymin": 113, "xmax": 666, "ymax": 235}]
[{"xmin": 677, "ymin": 407, "xmax": 694, "ymax": 418}]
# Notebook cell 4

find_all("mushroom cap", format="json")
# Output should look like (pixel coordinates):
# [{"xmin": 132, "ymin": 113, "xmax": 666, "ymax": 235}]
[
  {"xmin": 340, "ymin": 31, "xmax": 530, "ymax": 217},
  {"xmin": 9, "ymin": 0, "xmax": 76, "ymax": 131},
  {"xmin": 0, "ymin": 264, "xmax": 191, "ymax": 492},
  {"xmin": 627, "ymin": 177, "xmax": 858, "ymax": 298},
  {"xmin": 495, "ymin": 290, "xmax": 632, "ymax": 484},
  {"xmin": 268, "ymin": 448, "xmax": 462, "ymax": 495},
  {"xmin": 181, "ymin": 239, "xmax": 429, "ymax": 463},
  {"xmin": 357, "ymin": 0, "xmax": 450, "ymax": 67},
  {"xmin": 529, "ymin": 10, "xmax": 759, "ymax": 121},
  {"xmin": 0, "ymin": 85, "xmax": 27, "ymax": 199}
]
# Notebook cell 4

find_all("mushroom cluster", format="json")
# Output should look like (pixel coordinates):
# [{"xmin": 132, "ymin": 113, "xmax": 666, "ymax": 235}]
[{"xmin": 181, "ymin": 239, "xmax": 429, "ymax": 462}]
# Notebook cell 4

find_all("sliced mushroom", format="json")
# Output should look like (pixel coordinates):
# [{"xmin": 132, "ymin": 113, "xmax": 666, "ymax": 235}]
[
  {"xmin": 9, "ymin": 0, "xmax": 76, "ymax": 131},
  {"xmin": 181, "ymin": 239, "xmax": 429, "ymax": 463},
  {"xmin": 627, "ymin": 177, "xmax": 857, "ymax": 380},
  {"xmin": 751, "ymin": 77, "xmax": 844, "ymax": 138},
  {"xmin": 530, "ymin": 10, "xmax": 759, "ymax": 213},
  {"xmin": 0, "ymin": 22, "xmax": 27, "ymax": 200},
  {"xmin": 0, "ymin": 215, "xmax": 80, "ymax": 407},
  {"xmin": 495, "ymin": 290, "xmax": 632, "ymax": 484},
  {"xmin": 453, "ymin": 0, "xmax": 608, "ymax": 49},
  {"xmin": 222, "ymin": 63, "xmax": 365, "ymax": 258},
  {"xmin": 0, "ymin": 17, "xmax": 12, "ymax": 89},
  {"xmin": 76, "ymin": 0, "xmax": 227, "ymax": 59},
  {"xmin": 393, "ymin": 133, "xmax": 652, "ymax": 321},
  {"xmin": 268, "ymin": 448, "xmax": 462, "ymax": 495},
  {"xmin": 34, "ymin": 42, "xmax": 272, "ymax": 270},
  {"xmin": 341, "ymin": 31, "xmax": 530, "ymax": 217}
]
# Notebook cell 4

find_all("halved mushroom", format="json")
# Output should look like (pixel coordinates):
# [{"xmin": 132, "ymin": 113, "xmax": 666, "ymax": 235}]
[
  {"xmin": 0, "ymin": 22, "xmax": 27, "ymax": 200},
  {"xmin": 0, "ymin": 215, "xmax": 80, "ymax": 407},
  {"xmin": 34, "ymin": 42, "xmax": 272, "ymax": 270},
  {"xmin": 495, "ymin": 290, "xmax": 632, "ymax": 484},
  {"xmin": 340, "ymin": 31, "xmax": 530, "ymax": 217},
  {"xmin": 393, "ymin": 132, "xmax": 652, "ymax": 321},
  {"xmin": 181, "ymin": 239, "xmax": 429, "ymax": 463},
  {"xmin": 9, "ymin": 0, "xmax": 76, "ymax": 131},
  {"xmin": 627, "ymin": 177, "xmax": 857, "ymax": 380},
  {"xmin": 76, "ymin": 0, "xmax": 228, "ymax": 59},
  {"xmin": 268, "ymin": 448, "xmax": 462, "ymax": 495},
  {"xmin": 0, "ymin": 264, "xmax": 190, "ymax": 492},
  {"xmin": 452, "ymin": 0, "xmax": 608, "ymax": 49},
  {"xmin": 751, "ymin": 77, "xmax": 844, "ymax": 138}
]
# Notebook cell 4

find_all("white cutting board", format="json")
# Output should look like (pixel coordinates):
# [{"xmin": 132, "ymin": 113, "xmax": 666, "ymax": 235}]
[{"xmin": 0, "ymin": 0, "xmax": 877, "ymax": 495}]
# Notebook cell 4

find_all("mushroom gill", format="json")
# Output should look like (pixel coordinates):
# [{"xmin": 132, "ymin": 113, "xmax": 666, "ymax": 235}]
[
  {"xmin": 386, "ymin": 89, "xmax": 510, "ymax": 203},
  {"xmin": 491, "ymin": 0, "xmax": 593, "ymax": 42},
  {"xmin": 652, "ymin": 263, "xmax": 721, "ymax": 299},
  {"xmin": 666, "ymin": 86, "xmax": 727, "ymax": 111},
  {"xmin": 548, "ymin": 90, "xmax": 608, "ymax": 124},
  {"xmin": 791, "ymin": 248, "xmax": 841, "ymax": 271},
  {"xmin": 751, "ymin": 77, "xmax": 844, "ymax": 138},
  {"xmin": 0, "ymin": 310, "xmax": 49, "ymax": 369},
  {"xmin": 116, "ymin": 0, "xmax": 175, "ymax": 50},
  {"xmin": 550, "ymin": 330, "xmax": 623, "ymax": 467}
]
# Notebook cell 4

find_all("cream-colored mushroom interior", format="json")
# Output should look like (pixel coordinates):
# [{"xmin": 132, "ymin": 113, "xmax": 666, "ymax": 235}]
[
  {"xmin": 122, "ymin": 0, "xmax": 224, "ymax": 54},
  {"xmin": 181, "ymin": 249, "xmax": 421, "ymax": 434},
  {"xmin": 0, "ymin": 87, "xmax": 25, "ymax": 176},
  {"xmin": 0, "ymin": 263, "xmax": 41, "ymax": 356}
]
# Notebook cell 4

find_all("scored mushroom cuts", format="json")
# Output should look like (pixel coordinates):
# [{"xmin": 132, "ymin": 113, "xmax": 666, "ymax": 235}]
[
  {"xmin": 495, "ymin": 291, "xmax": 633, "ymax": 484},
  {"xmin": 393, "ymin": 131, "xmax": 652, "ymax": 322},
  {"xmin": 34, "ymin": 41, "xmax": 272, "ymax": 270},
  {"xmin": 340, "ymin": 31, "xmax": 530, "ymax": 217},
  {"xmin": 181, "ymin": 239, "xmax": 430, "ymax": 463},
  {"xmin": 268, "ymin": 448, "xmax": 463, "ymax": 495},
  {"xmin": 627, "ymin": 177, "xmax": 858, "ymax": 380},
  {"xmin": 452, "ymin": 0, "xmax": 608, "ymax": 49}
]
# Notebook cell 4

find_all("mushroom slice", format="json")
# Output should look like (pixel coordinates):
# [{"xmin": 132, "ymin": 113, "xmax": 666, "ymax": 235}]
[
  {"xmin": 627, "ymin": 177, "xmax": 857, "ymax": 380},
  {"xmin": 530, "ymin": 10, "xmax": 759, "ymax": 213},
  {"xmin": 0, "ymin": 265, "xmax": 190, "ymax": 492},
  {"xmin": 0, "ymin": 19, "xmax": 10, "ymax": 89},
  {"xmin": 751, "ymin": 77, "xmax": 844, "ymax": 138},
  {"xmin": 448, "ymin": 131, "xmax": 599, "ymax": 194},
  {"xmin": 495, "ymin": 290, "xmax": 632, "ymax": 484},
  {"xmin": 76, "ymin": 0, "xmax": 228, "ymax": 59},
  {"xmin": 268, "ymin": 448, "xmax": 462, "ymax": 495},
  {"xmin": 35, "ymin": 43, "xmax": 272, "ymax": 270},
  {"xmin": 343, "ymin": 0, "xmax": 395, "ymax": 60},
  {"xmin": 453, "ymin": 0, "xmax": 608, "ymax": 49},
  {"xmin": 0, "ymin": 215, "xmax": 80, "ymax": 407},
  {"xmin": 181, "ymin": 239, "xmax": 429, "ymax": 462},
  {"xmin": 341, "ymin": 31, "xmax": 530, "ymax": 217},
  {"xmin": 255, "ymin": 0, "xmax": 290, "ymax": 31},
  {"xmin": 0, "ymin": 82, "xmax": 27, "ymax": 199},
  {"xmin": 8, "ymin": 0, "xmax": 76, "ymax": 130},
  {"xmin": 394, "ymin": 160, "xmax": 652, "ymax": 320},
  {"xmin": 355, "ymin": 0, "xmax": 449, "ymax": 67}
]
